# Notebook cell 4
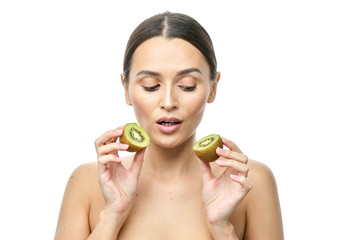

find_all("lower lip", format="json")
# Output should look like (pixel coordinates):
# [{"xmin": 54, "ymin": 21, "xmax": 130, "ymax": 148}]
[{"xmin": 156, "ymin": 123, "xmax": 182, "ymax": 134}]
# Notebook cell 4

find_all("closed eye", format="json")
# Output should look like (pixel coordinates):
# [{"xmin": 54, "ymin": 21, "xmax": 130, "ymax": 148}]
[
  {"xmin": 143, "ymin": 84, "xmax": 160, "ymax": 92},
  {"xmin": 180, "ymin": 85, "xmax": 197, "ymax": 91}
]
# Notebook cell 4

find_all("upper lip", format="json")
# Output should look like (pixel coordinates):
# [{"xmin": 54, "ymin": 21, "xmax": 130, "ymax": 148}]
[{"xmin": 156, "ymin": 116, "xmax": 183, "ymax": 124}]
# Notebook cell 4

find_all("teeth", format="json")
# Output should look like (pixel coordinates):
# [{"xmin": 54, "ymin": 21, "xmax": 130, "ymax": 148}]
[{"xmin": 160, "ymin": 121, "xmax": 179, "ymax": 126}]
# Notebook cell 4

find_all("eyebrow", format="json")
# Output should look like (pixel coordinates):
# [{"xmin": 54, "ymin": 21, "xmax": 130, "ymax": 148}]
[
  {"xmin": 136, "ymin": 70, "xmax": 161, "ymax": 77},
  {"xmin": 176, "ymin": 68, "xmax": 202, "ymax": 76},
  {"xmin": 135, "ymin": 68, "xmax": 202, "ymax": 77}
]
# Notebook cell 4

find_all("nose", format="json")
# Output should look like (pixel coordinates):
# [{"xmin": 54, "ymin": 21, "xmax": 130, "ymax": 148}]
[{"xmin": 160, "ymin": 86, "xmax": 178, "ymax": 111}]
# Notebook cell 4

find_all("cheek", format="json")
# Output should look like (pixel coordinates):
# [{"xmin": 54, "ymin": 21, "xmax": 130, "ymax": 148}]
[
  {"xmin": 183, "ymin": 92, "xmax": 208, "ymax": 119},
  {"xmin": 129, "ymin": 88, "xmax": 155, "ymax": 122}
]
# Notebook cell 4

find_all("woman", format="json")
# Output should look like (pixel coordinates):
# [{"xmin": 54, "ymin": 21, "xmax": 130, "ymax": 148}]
[{"xmin": 55, "ymin": 12, "xmax": 283, "ymax": 240}]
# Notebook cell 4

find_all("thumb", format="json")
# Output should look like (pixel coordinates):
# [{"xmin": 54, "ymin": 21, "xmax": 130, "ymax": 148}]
[
  {"xmin": 198, "ymin": 159, "xmax": 215, "ymax": 184},
  {"xmin": 129, "ymin": 148, "xmax": 146, "ymax": 178}
]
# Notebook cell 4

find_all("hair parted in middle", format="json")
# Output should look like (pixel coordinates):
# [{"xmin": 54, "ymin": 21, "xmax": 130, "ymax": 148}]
[{"xmin": 123, "ymin": 12, "xmax": 217, "ymax": 83}]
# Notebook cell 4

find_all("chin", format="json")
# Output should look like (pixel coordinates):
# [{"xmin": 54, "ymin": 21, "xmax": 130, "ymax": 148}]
[
  {"xmin": 153, "ymin": 133, "xmax": 193, "ymax": 150},
  {"xmin": 157, "ymin": 138, "xmax": 183, "ymax": 149}
]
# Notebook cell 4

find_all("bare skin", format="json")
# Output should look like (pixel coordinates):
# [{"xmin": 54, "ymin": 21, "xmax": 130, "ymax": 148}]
[
  {"xmin": 55, "ymin": 37, "xmax": 283, "ymax": 239},
  {"xmin": 55, "ymin": 149, "xmax": 282, "ymax": 239}
]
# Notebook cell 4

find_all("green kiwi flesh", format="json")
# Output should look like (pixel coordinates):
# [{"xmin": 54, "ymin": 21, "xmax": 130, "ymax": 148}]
[
  {"xmin": 193, "ymin": 134, "xmax": 223, "ymax": 162},
  {"xmin": 120, "ymin": 123, "xmax": 150, "ymax": 152}
]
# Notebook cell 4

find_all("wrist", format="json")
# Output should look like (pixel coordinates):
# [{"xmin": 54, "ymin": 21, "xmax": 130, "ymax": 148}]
[
  {"xmin": 101, "ymin": 208, "xmax": 127, "ymax": 229},
  {"xmin": 87, "ymin": 210, "xmax": 125, "ymax": 240},
  {"xmin": 208, "ymin": 221, "xmax": 238, "ymax": 240}
]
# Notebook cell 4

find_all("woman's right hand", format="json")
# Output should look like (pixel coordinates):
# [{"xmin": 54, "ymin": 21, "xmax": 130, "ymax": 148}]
[{"xmin": 94, "ymin": 126, "xmax": 145, "ymax": 226}]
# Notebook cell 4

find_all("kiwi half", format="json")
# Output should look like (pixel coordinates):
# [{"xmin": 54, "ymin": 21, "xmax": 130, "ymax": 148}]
[
  {"xmin": 120, "ymin": 123, "xmax": 150, "ymax": 152},
  {"xmin": 193, "ymin": 134, "xmax": 223, "ymax": 162}
]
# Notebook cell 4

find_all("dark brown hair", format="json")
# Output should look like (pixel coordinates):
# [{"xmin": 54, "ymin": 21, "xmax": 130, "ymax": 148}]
[{"xmin": 123, "ymin": 12, "xmax": 217, "ymax": 83}]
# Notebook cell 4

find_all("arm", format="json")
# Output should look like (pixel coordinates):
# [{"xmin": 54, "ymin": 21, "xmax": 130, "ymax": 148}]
[
  {"xmin": 54, "ymin": 163, "xmax": 125, "ymax": 240},
  {"xmin": 244, "ymin": 161, "xmax": 284, "ymax": 240},
  {"xmin": 55, "ymin": 126, "xmax": 145, "ymax": 240},
  {"xmin": 54, "ymin": 163, "xmax": 94, "ymax": 240}
]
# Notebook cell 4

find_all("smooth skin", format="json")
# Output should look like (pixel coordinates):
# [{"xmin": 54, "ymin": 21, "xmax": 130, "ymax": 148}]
[{"xmin": 55, "ymin": 37, "xmax": 283, "ymax": 240}]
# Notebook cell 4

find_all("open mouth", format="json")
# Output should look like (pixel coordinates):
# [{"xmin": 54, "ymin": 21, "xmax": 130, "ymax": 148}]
[
  {"xmin": 156, "ymin": 117, "xmax": 182, "ymax": 127},
  {"xmin": 157, "ymin": 120, "xmax": 182, "ymax": 126}
]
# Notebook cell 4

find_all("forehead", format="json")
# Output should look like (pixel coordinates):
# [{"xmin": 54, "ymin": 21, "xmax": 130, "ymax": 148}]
[{"xmin": 130, "ymin": 36, "xmax": 210, "ymax": 77}]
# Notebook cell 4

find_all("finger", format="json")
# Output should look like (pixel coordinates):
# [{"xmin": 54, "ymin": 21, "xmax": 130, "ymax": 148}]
[
  {"xmin": 97, "ymin": 142, "xmax": 129, "ymax": 156},
  {"xmin": 216, "ymin": 148, "xmax": 248, "ymax": 164},
  {"xmin": 129, "ymin": 148, "xmax": 146, "ymax": 178},
  {"xmin": 221, "ymin": 137, "xmax": 242, "ymax": 153},
  {"xmin": 216, "ymin": 159, "xmax": 249, "ymax": 177},
  {"xmin": 198, "ymin": 159, "xmax": 215, "ymax": 184},
  {"xmin": 94, "ymin": 126, "xmax": 124, "ymax": 148},
  {"xmin": 98, "ymin": 154, "xmax": 122, "ymax": 165},
  {"xmin": 97, "ymin": 155, "xmax": 122, "ymax": 174},
  {"xmin": 230, "ymin": 175, "xmax": 253, "ymax": 191}
]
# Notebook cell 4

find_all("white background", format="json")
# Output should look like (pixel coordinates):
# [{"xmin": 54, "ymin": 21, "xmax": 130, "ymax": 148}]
[{"xmin": 1, "ymin": 0, "xmax": 359, "ymax": 239}]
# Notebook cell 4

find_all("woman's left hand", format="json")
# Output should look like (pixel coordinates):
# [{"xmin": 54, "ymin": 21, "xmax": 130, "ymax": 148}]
[{"xmin": 198, "ymin": 137, "xmax": 253, "ymax": 228}]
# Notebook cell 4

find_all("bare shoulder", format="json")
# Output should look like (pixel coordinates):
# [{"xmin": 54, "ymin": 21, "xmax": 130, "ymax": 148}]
[
  {"xmin": 244, "ymin": 159, "xmax": 280, "ymax": 208},
  {"xmin": 60, "ymin": 162, "xmax": 99, "ymax": 210},
  {"xmin": 55, "ymin": 162, "xmax": 98, "ymax": 239},
  {"xmin": 67, "ymin": 156, "xmax": 134, "ymax": 193},
  {"xmin": 69, "ymin": 162, "xmax": 98, "ymax": 190},
  {"xmin": 71, "ymin": 162, "xmax": 97, "ymax": 176},
  {"xmin": 243, "ymin": 159, "xmax": 284, "ymax": 239},
  {"xmin": 247, "ymin": 159, "xmax": 277, "ymax": 188}
]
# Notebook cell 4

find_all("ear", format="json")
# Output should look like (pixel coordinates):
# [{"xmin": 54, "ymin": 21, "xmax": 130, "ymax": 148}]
[
  {"xmin": 207, "ymin": 72, "xmax": 220, "ymax": 103},
  {"xmin": 121, "ymin": 74, "xmax": 132, "ymax": 106}
]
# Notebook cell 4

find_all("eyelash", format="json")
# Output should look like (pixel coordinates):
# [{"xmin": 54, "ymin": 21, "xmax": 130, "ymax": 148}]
[
  {"xmin": 143, "ymin": 84, "xmax": 160, "ymax": 92},
  {"xmin": 143, "ymin": 84, "xmax": 197, "ymax": 92},
  {"xmin": 181, "ymin": 85, "xmax": 197, "ymax": 91}
]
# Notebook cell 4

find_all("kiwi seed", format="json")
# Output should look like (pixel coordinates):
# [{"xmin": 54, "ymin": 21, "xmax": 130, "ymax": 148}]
[
  {"xmin": 120, "ymin": 123, "xmax": 150, "ymax": 152},
  {"xmin": 193, "ymin": 134, "xmax": 223, "ymax": 162}
]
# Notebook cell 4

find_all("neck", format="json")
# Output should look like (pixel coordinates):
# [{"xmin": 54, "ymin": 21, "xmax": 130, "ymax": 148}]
[{"xmin": 142, "ymin": 134, "xmax": 199, "ymax": 180}]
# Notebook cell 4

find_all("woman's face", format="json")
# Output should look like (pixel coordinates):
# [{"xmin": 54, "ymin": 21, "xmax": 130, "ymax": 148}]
[{"xmin": 122, "ymin": 36, "xmax": 219, "ymax": 149}]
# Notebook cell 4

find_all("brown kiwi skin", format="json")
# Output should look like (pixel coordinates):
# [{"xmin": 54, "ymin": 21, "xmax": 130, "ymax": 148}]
[
  {"xmin": 120, "ymin": 134, "xmax": 143, "ymax": 152},
  {"xmin": 193, "ymin": 136, "xmax": 223, "ymax": 162},
  {"xmin": 119, "ymin": 123, "xmax": 149, "ymax": 152}
]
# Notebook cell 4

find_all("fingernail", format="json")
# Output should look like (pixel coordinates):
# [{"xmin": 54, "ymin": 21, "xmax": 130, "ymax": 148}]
[
  {"xmin": 216, "ymin": 147, "xmax": 225, "ymax": 154},
  {"xmin": 231, "ymin": 174, "xmax": 246, "ymax": 181},
  {"xmin": 216, "ymin": 159, "xmax": 226, "ymax": 165},
  {"xmin": 230, "ymin": 174, "xmax": 240, "ymax": 180},
  {"xmin": 114, "ymin": 129, "xmax": 122, "ymax": 135},
  {"xmin": 119, "ymin": 143, "xmax": 129, "ymax": 149}
]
